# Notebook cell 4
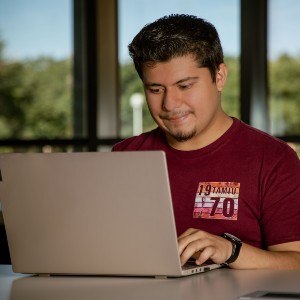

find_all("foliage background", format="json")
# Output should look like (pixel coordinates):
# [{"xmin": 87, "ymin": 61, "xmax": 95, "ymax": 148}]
[{"xmin": 0, "ymin": 39, "xmax": 72, "ymax": 140}]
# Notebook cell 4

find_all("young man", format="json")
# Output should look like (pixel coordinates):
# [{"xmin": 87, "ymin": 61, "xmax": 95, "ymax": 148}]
[{"xmin": 112, "ymin": 14, "xmax": 300, "ymax": 269}]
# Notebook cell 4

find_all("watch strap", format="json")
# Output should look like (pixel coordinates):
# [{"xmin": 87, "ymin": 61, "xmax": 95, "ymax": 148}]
[{"xmin": 222, "ymin": 233, "xmax": 242, "ymax": 265}]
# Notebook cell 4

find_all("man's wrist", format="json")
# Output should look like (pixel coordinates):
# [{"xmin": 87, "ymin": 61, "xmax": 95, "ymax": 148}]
[{"xmin": 222, "ymin": 233, "xmax": 242, "ymax": 265}]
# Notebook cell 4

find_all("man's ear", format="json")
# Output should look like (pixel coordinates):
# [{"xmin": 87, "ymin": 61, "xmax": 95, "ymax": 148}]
[{"xmin": 216, "ymin": 63, "xmax": 228, "ymax": 91}]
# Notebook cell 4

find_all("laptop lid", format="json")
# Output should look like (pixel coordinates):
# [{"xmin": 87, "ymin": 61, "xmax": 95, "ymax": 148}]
[{"xmin": 0, "ymin": 151, "xmax": 220, "ymax": 277}]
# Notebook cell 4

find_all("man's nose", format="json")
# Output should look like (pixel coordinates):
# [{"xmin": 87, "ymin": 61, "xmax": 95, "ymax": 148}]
[{"xmin": 162, "ymin": 89, "xmax": 181, "ymax": 111}]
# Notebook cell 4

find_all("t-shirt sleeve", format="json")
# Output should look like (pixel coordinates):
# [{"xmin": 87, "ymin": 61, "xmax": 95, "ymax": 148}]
[{"xmin": 260, "ymin": 145, "xmax": 300, "ymax": 246}]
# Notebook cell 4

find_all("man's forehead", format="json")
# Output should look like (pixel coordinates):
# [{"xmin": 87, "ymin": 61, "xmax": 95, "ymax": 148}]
[{"xmin": 142, "ymin": 57, "xmax": 208, "ymax": 85}]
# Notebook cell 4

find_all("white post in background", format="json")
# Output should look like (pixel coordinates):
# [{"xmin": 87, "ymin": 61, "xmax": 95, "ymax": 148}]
[{"xmin": 130, "ymin": 93, "xmax": 144, "ymax": 135}]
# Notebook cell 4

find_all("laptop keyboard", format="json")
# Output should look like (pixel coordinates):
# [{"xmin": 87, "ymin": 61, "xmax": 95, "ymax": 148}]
[
  {"xmin": 182, "ymin": 261, "xmax": 199, "ymax": 270},
  {"xmin": 182, "ymin": 260, "xmax": 214, "ymax": 270}
]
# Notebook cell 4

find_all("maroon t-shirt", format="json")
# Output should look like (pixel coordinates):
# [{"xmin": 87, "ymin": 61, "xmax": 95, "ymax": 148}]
[{"xmin": 112, "ymin": 118, "xmax": 300, "ymax": 249}]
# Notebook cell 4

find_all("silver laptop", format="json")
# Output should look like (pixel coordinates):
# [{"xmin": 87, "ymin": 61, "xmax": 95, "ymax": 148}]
[{"xmin": 0, "ymin": 151, "xmax": 221, "ymax": 278}]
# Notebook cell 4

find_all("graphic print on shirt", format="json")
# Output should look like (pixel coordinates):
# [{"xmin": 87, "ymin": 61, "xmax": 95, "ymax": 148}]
[{"xmin": 193, "ymin": 182, "xmax": 240, "ymax": 220}]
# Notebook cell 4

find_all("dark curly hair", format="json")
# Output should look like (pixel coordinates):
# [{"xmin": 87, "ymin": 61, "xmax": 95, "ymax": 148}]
[{"xmin": 128, "ymin": 14, "xmax": 224, "ymax": 82}]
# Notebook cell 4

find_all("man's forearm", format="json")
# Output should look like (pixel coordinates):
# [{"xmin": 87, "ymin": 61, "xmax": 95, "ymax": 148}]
[{"xmin": 230, "ymin": 242, "xmax": 300, "ymax": 270}]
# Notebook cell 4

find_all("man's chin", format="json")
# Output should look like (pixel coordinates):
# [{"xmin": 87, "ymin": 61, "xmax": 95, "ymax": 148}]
[{"xmin": 169, "ymin": 130, "xmax": 196, "ymax": 142}]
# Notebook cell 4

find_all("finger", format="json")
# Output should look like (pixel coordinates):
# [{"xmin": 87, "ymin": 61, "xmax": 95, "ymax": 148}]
[
  {"xmin": 180, "ymin": 244, "xmax": 202, "ymax": 265},
  {"xmin": 178, "ymin": 228, "xmax": 198, "ymax": 240},
  {"xmin": 195, "ymin": 238, "xmax": 232, "ymax": 265},
  {"xmin": 178, "ymin": 233, "xmax": 199, "ymax": 255},
  {"xmin": 180, "ymin": 239, "xmax": 210, "ymax": 265},
  {"xmin": 195, "ymin": 246, "xmax": 215, "ymax": 265},
  {"xmin": 178, "ymin": 229, "xmax": 206, "ymax": 253}
]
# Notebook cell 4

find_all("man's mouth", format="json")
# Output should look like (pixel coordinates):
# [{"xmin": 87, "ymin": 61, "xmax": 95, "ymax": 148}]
[{"xmin": 162, "ymin": 112, "xmax": 190, "ymax": 124}]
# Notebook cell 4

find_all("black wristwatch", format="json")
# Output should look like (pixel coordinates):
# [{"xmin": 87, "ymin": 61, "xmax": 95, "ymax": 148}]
[{"xmin": 222, "ymin": 233, "xmax": 242, "ymax": 265}]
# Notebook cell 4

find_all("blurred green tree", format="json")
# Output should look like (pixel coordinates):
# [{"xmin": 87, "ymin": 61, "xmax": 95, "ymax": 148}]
[
  {"xmin": 0, "ymin": 52, "xmax": 34, "ymax": 138},
  {"xmin": 23, "ymin": 57, "xmax": 72, "ymax": 138},
  {"xmin": 269, "ymin": 54, "xmax": 300, "ymax": 135},
  {"xmin": 0, "ymin": 37, "xmax": 72, "ymax": 139}
]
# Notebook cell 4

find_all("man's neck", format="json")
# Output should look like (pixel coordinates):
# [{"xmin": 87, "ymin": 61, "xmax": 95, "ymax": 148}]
[{"xmin": 167, "ymin": 114, "xmax": 233, "ymax": 151}]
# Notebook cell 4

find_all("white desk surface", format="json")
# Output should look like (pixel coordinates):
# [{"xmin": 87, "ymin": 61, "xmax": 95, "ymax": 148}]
[{"xmin": 0, "ymin": 264, "xmax": 300, "ymax": 300}]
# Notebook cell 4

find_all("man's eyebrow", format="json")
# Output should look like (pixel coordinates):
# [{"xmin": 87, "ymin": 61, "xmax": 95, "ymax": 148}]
[
  {"xmin": 144, "ymin": 83, "xmax": 162, "ymax": 87},
  {"xmin": 144, "ymin": 76, "xmax": 199, "ymax": 87},
  {"xmin": 176, "ymin": 76, "xmax": 199, "ymax": 84}
]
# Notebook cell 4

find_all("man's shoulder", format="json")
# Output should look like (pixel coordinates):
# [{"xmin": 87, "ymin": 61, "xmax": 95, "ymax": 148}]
[
  {"xmin": 112, "ymin": 127, "xmax": 164, "ymax": 151},
  {"xmin": 237, "ymin": 119, "xmax": 290, "ymax": 147},
  {"xmin": 236, "ymin": 119, "xmax": 299, "ymax": 161}
]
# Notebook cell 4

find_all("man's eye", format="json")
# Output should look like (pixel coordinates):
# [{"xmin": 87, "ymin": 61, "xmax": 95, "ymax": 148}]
[
  {"xmin": 149, "ymin": 88, "xmax": 163, "ymax": 94},
  {"xmin": 179, "ymin": 83, "xmax": 192, "ymax": 90}
]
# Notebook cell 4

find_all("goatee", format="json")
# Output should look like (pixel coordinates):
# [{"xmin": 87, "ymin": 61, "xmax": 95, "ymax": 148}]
[{"xmin": 172, "ymin": 130, "xmax": 196, "ymax": 142}]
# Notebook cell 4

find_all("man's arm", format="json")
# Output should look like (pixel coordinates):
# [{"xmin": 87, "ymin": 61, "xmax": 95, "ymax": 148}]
[
  {"xmin": 178, "ymin": 228, "xmax": 300, "ymax": 269},
  {"xmin": 231, "ymin": 241, "xmax": 300, "ymax": 269}
]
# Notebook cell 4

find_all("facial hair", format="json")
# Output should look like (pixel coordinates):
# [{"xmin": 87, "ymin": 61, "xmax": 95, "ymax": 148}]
[{"xmin": 169, "ymin": 128, "xmax": 197, "ymax": 142}]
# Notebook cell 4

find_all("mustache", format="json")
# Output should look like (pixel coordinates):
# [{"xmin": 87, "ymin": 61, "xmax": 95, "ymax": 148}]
[{"xmin": 159, "ymin": 110, "xmax": 191, "ymax": 120}]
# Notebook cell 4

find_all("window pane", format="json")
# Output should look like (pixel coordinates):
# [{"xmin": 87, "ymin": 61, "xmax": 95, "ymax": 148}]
[
  {"xmin": 118, "ymin": 0, "xmax": 240, "ymax": 137},
  {"xmin": 0, "ymin": 0, "xmax": 73, "ymax": 151},
  {"xmin": 268, "ymin": 0, "xmax": 300, "ymax": 137}
]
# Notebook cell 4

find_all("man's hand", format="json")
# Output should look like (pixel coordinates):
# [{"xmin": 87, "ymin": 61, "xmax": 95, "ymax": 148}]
[
  {"xmin": 178, "ymin": 228, "xmax": 233, "ymax": 266},
  {"xmin": 178, "ymin": 228, "xmax": 300, "ymax": 269}
]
